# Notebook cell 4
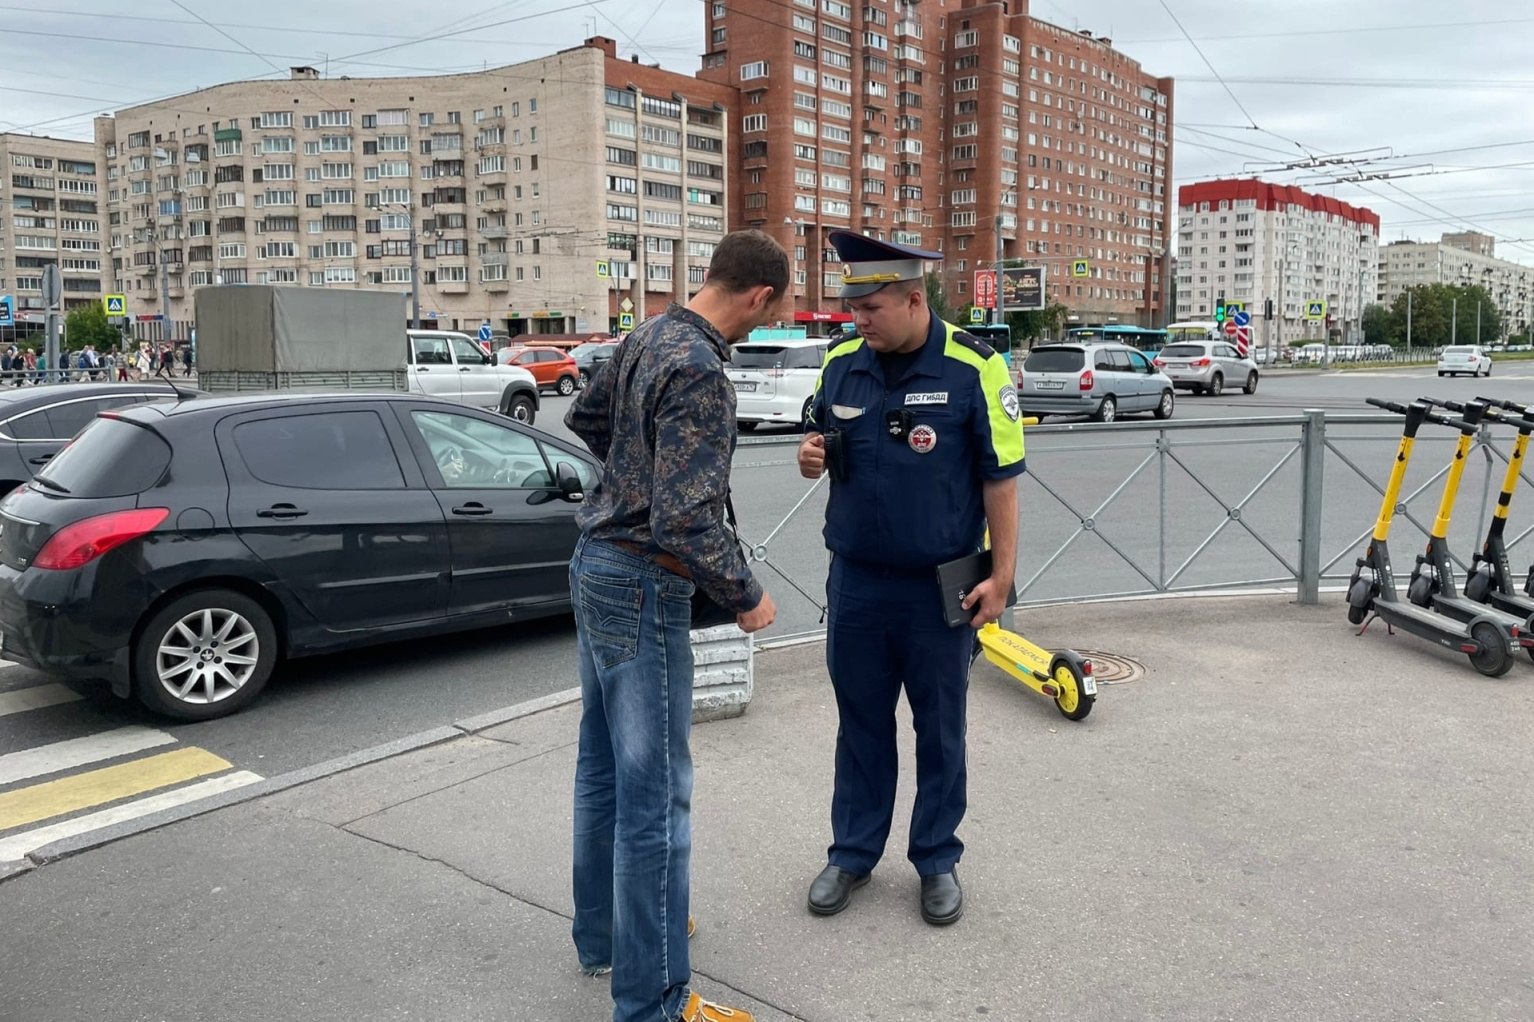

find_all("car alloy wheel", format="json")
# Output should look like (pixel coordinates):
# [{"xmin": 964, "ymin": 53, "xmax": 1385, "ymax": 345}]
[
  {"xmin": 156, "ymin": 607, "xmax": 261, "ymax": 705},
  {"xmin": 557, "ymin": 375, "xmax": 576, "ymax": 396}
]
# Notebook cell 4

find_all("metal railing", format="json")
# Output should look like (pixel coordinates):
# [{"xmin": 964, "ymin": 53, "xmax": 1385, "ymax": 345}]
[{"xmin": 732, "ymin": 411, "xmax": 1534, "ymax": 635}]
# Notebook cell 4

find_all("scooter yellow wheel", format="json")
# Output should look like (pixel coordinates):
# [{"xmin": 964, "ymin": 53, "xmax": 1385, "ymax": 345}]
[{"xmin": 1052, "ymin": 661, "xmax": 1094, "ymax": 721}]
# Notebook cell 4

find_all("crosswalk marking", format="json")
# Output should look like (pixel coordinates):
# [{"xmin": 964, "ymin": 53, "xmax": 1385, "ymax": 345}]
[
  {"xmin": 0, "ymin": 746, "xmax": 232, "ymax": 832},
  {"xmin": 0, "ymin": 725, "xmax": 177, "ymax": 787},
  {"xmin": 0, "ymin": 683, "xmax": 82, "ymax": 719},
  {"xmin": 0, "ymin": 770, "xmax": 263, "ymax": 864}
]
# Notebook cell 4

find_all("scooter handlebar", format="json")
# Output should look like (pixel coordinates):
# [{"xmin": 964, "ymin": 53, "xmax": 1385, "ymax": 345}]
[
  {"xmin": 1366, "ymin": 398, "xmax": 1472, "ymax": 430},
  {"xmin": 1482, "ymin": 395, "xmax": 1532, "ymax": 416},
  {"xmin": 1365, "ymin": 397, "xmax": 1410, "ymax": 414}
]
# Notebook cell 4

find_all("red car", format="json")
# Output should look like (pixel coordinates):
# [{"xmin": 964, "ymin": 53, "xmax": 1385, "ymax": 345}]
[{"xmin": 500, "ymin": 346, "xmax": 580, "ymax": 396}]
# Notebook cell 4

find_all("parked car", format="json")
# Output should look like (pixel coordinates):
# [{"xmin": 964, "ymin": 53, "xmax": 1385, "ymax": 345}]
[
  {"xmin": 0, "ymin": 392, "xmax": 598, "ymax": 721},
  {"xmin": 406, "ymin": 329, "xmax": 541, "ymax": 421},
  {"xmin": 1437, "ymin": 345, "xmax": 1492, "ymax": 378},
  {"xmin": 1152, "ymin": 341, "xmax": 1258, "ymax": 396},
  {"xmin": 1017, "ymin": 343, "xmax": 1175, "ymax": 423},
  {"xmin": 0, "ymin": 382, "xmax": 205, "ymax": 496},
  {"xmin": 498, "ymin": 346, "xmax": 581, "ymax": 396},
  {"xmin": 569, "ymin": 340, "xmax": 621, "ymax": 388},
  {"xmin": 727, "ymin": 338, "xmax": 828, "ymax": 430}
]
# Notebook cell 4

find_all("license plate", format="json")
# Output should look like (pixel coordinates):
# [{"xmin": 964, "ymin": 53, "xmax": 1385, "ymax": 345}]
[
  {"xmin": 733, "ymin": 382, "xmax": 757, "ymax": 392},
  {"xmin": 1081, "ymin": 670, "xmax": 1098, "ymax": 696},
  {"xmin": 1035, "ymin": 380, "xmax": 1065, "ymax": 390},
  {"xmin": 1165, "ymin": 363, "xmax": 1187, "ymax": 370}
]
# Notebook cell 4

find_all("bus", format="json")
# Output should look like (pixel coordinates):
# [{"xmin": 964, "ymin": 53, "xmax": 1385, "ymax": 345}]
[
  {"xmin": 1165, "ymin": 321, "xmax": 1222, "ymax": 343},
  {"xmin": 963, "ymin": 323, "xmax": 1015, "ymax": 365},
  {"xmin": 1062, "ymin": 324, "xmax": 1170, "ymax": 353}
]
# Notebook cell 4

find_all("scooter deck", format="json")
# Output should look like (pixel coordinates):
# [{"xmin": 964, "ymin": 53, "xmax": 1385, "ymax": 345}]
[
  {"xmin": 1426, "ymin": 593, "xmax": 1534, "ymax": 643},
  {"xmin": 977, "ymin": 625, "xmax": 1055, "ymax": 684}
]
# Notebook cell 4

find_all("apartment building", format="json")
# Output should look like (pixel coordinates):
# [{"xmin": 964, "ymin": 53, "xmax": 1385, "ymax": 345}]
[
  {"xmin": 699, "ymin": 0, "xmax": 1173, "ymax": 327},
  {"xmin": 1378, "ymin": 233, "xmax": 1534, "ymax": 340},
  {"xmin": 0, "ymin": 133, "xmax": 105, "ymax": 326},
  {"xmin": 94, "ymin": 38, "xmax": 733, "ymax": 337},
  {"xmin": 1175, "ymin": 179, "xmax": 1379, "ymax": 345}
]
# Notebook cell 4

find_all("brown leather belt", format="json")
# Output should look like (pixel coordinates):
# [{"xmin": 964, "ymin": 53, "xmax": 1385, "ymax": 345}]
[{"xmin": 614, "ymin": 540, "xmax": 692, "ymax": 580}]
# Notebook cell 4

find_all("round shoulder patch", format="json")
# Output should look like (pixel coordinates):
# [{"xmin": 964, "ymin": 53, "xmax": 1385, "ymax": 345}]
[{"xmin": 999, "ymin": 384, "xmax": 1020, "ymax": 421}]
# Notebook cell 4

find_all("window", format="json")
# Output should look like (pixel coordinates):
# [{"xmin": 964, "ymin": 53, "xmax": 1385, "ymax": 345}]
[
  {"xmin": 740, "ymin": 61, "xmax": 769, "ymax": 80},
  {"xmin": 409, "ymin": 410, "xmax": 560, "ymax": 489},
  {"xmin": 234, "ymin": 412, "xmax": 404, "ymax": 490},
  {"xmin": 742, "ymin": 114, "xmax": 768, "ymax": 133}
]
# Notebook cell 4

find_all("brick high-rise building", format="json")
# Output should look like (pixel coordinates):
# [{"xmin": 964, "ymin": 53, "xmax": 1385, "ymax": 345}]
[
  {"xmin": 700, "ymin": 0, "xmax": 1173, "ymax": 329},
  {"xmin": 94, "ymin": 39, "xmax": 734, "ymax": 339},
  {"xmin": 0, "ymin": 133, "xmax": 104, "ymax": 330}
]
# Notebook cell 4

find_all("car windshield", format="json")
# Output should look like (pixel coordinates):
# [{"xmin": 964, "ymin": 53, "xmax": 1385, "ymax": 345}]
[
  {"xmin": 1023, "ymin": 348, "xmax": 1085, "ymax": 372},
  {"xmin": 731, "ymin": 345, "xmax": 821, "ymax": 370},
  {"xmin": 1159, "ymin": 344, "xmax": 1207, "ymax": 358}
]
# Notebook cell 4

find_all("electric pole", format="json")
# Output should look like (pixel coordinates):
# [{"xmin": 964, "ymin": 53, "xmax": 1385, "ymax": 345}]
[{"xmin": 993, "ymin": 214, "xmax": 1006, "ymax": 329}]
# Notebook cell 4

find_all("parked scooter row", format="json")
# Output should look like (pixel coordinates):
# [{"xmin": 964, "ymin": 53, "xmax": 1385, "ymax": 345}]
[{"xmin": 1348, "ymin": 396, "xmax": 1534, "ymax": 677}]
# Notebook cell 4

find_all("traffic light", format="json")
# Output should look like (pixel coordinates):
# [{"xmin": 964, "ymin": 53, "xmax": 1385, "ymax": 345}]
[
  {"xmin": 1214, "ymin": 297, "xmax": 1227, "ymax": 323},
  {"xmin": 1264, "ymin": 298, "xmax": 1274, "ymax": 321}
]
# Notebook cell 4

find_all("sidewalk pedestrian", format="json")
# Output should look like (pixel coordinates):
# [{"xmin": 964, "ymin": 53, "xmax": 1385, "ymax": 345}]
[
  {"xmin": 180, "ymin": 344, "xmax": 194, "ymax": 377},
  {"xmin": 136, "ymin": 345, "xmax": 152, "ymax": 380},
  {"xmin": 796, "ymin": 232, "xmax": 1026, "ymax": 927},
  {"xmin": 562, "ymin": 229, "xmax": 786, "ymax": 1022}
]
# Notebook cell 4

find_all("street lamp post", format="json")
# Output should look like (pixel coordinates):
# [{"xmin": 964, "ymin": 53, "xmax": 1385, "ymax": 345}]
[
  {"xmin": 994, "ymin": 214, "xmax": 1006, "ymax": 328},
  {"xmin": 385, "ymin": 202, "xmax": 422, "ymax": 329}
]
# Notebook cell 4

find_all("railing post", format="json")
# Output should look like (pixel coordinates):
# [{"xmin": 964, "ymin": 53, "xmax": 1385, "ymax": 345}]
[{"xmin": 1298, "ymin": 408, "xmax": 1326, "ymax": 604}]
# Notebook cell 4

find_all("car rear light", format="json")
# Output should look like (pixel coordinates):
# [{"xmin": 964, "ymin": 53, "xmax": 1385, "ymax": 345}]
[
  {"xmin": 33, "ymin": 507, "xmax": 170, "ymax": 571},
  {"xmin": 1152, "ymin": 358, "xmax": 1165, "ymax": 367},
  {"xmin": 1192, "ymin": 357, "xmax": 1212, "ymax": 367},
  {"xmin": 1079, "ymin": 370, "xmax": 1094, "ymax": 391}
]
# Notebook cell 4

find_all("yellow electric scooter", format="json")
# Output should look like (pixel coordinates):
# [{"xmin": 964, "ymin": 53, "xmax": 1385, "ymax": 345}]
[{"xmin": 969, "ymin": 416, "xmax": 1097, "ymax": 721}]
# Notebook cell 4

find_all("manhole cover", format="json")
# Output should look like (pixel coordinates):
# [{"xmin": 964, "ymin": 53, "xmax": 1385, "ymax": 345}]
[{"xmin": 1075, "ymin": 650, "xmax": 1146, "ymax": 685}]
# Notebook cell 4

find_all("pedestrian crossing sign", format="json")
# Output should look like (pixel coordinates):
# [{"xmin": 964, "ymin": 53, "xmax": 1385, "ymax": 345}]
[
  {"xmin": 1305, "ymin": 300, "xmax": 1327, "ymax": 320},
  {"xmin": 103, "ymin": 294, "xmax": 126, "ymax": 316},
  {"xmin": 969, "ymin": 307, "xmax": 985, "ymax": 324},
  {"xmin": 1072, "ymin": 259, "xmax": 1090, "ymax": 278},
  {"xmin": 596, "ymin": 261, "xmax": 610, "ymax": 279},
  {"xmin": 619, "ymin": 312, "xmax": 635, "ymax": 331}
]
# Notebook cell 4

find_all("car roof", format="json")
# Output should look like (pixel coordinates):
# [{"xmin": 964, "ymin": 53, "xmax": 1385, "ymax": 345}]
[
  {"xmin": 736, "ymin": 338, "xmax": 824, "ymax": 348},
  {"xmin": 114, "ymin": 390, "xmax": 474, "ymax": 422},
  {"xmin": 0, "ymin": 382, "xmax": 196, "ymax": 413}
]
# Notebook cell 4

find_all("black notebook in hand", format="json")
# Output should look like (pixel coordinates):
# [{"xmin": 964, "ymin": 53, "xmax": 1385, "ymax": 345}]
[{"xmin": 935, "ymin": 551, "xmax": 1018, "ymax": 628}]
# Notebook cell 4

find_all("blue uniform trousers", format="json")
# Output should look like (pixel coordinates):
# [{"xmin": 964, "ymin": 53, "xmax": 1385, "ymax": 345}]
[{"xmin": 825, "ymin": 554, "xmax": 974, "ymax": 877}]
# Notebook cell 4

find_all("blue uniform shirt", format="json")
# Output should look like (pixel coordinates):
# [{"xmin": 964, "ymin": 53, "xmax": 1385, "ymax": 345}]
[{"xmin": 807, "ymin": 312, "xmax": 1026, "ymax": 569}]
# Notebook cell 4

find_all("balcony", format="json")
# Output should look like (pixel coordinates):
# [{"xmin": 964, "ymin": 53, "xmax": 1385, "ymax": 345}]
[
  {"xmin": 436, "ymin": 279, "xmax": 469, "ymax": 294},
  {"xmin": 480, "ymin": 253, "xmax": 508, "ymax": 267},
  {"xmin": 483, "ymin": 279, "xmax": 510, "ymax": 292},
  {"xmin": 480, "ymin": 225, "xmax": 508, "ymax": 240}
]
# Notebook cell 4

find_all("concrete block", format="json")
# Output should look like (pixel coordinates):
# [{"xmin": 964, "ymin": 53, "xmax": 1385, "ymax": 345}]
[{"xmin": 690, "ymin": 623, "xmax": 754, "ymax": 723}]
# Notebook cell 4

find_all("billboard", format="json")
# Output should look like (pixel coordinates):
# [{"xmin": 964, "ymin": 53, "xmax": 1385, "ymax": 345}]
[{"xmin": 1001, "ymin": 266, "xmax": 1045, "ymax": 311}]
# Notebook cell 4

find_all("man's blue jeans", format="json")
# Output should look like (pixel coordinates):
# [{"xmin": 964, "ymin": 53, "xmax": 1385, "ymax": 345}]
[{"xmin": 570, "ymin": 536, "xmax": 695, "ymax": 1022}]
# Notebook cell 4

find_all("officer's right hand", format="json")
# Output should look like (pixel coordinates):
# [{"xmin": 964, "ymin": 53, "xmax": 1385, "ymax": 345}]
[
  {"xmin": 737, "ymin": 591, "xmax": 777, "ymax": 633},
  {"xmin": 798, "ymin": 433, "xmax": 825, "ymax": 479}
]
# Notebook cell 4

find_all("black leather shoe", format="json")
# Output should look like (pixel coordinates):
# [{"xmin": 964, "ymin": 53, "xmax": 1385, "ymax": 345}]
[
  {"xmin": 920, "ymin": 869, "xmax": 963, "ymax": 926},
  {"xmin": 807, "ymin": 865, "xmax": 870, "ymax": 916}
]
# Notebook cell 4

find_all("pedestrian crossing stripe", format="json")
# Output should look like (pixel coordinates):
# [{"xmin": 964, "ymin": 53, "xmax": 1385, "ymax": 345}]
[
  {"xmin": 0, "ymin": 683, "xmax": 81, "ymax": 718},
  {"xmin": 0, "ymin": 725, "xmax": 176, "ymax": 787},
  {"xmin": 0, "ymin": 771, "xmax": 262, "ymax": 864},
  {"xmin": 0, "ymin": 746, "xmax": 233, "ymax": 832}
]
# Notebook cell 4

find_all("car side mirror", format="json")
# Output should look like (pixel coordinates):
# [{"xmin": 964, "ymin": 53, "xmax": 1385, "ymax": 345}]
[
  {"xmin": 555, "ymin": 461, "xmax": 585, "ymax": 502},
  {"xmin": 482, "ymin": 353, "xmax": 493, "ymax": 365}
]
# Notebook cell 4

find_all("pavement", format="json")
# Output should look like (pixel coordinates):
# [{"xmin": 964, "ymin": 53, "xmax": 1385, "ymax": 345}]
[{"xmin": 3, "ymin": 593, "xmax": 1533, "ymax": 1022}]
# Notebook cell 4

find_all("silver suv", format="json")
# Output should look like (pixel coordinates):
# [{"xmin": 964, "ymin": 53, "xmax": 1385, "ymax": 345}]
[
  {"xmin": 1152, "ymin": 341, "xmax": 1258, "ymax": 396},
  {"xmin": 1018, "ymin": 343, "xmax": 1175, "ymax": 423}
]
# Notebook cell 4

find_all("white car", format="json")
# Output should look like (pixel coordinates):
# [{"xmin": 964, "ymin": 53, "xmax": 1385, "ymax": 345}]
[
  {"xmin": 406, "ymin": 329, "xmax": 541, "ymax": 421},
  {"xmin": 1437, "ymin": 345, "xmax": 1492, "ymax": 378},
  {"xmin": 727, "ymin": 338, "xmax": 829, "ymax": 431}
]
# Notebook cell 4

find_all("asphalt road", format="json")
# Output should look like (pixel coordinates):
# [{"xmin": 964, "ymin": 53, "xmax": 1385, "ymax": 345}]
[{"xmin": 7, "ymin": 363, "xmax": 1534, "ymax": 868}]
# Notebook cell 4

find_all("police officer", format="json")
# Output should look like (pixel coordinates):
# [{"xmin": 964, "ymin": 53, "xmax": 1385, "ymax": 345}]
[{"xmin": 797, "ymin": 231, "xmax": 1025, "ymax": 926}]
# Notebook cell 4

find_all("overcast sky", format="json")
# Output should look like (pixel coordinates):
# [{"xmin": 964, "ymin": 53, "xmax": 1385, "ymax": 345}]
[{"xmin": 3, "ymin": 0, "xmax": 1531, "ymax": 263}]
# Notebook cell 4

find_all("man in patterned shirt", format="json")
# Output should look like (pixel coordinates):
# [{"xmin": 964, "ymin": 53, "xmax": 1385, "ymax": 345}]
[{"xmin": 564, "ymin": 229, "xmax": 786, "ymax": 1022}]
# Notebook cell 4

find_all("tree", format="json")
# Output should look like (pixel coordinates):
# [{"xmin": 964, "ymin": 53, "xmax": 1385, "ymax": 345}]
[
  {"xmin": 1386, "ymin": 283, "xmax": 1503, "ymax": 348},
  {"xmin": 1006, "ymin": 301, "xmax": 1070, "ymax": 347},
  {"xmin": 924, "ymin": 271, "xmax": 951, "ymax": 322},
  {"xmin": 1362, "ymin": 303, "xmax": 1394, "ymax": 346},
  {"xmin": 63, "ymin": 303, "xmax": 120, "ymax": 352}
]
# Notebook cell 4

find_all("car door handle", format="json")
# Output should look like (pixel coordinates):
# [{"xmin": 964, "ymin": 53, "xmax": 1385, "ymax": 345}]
[
  {"xmin": 459, "ymin": 367, "xmax": 474, "ymax": 372},
  {"xmin": 451, "ymin": 503, "xmax": 494, "ymax": 516},
  {"xmin": 416, "ymin": 365, "xmax": 431, "ymax": 371},
  {"xmin": 27, "ymin": 454, "xmax": 54, "ymax": 465},
  {"xmin": 256, "ymin": 503, "xmax": 309, "ymax": 519}
]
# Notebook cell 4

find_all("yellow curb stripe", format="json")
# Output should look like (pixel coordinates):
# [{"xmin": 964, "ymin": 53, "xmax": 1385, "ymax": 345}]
[{"xmin": 0, "ymin": 746, "xmax": 232, "ymax": 832}]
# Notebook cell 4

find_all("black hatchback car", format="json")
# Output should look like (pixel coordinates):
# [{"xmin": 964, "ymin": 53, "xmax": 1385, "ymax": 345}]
[
  {"xmin": 0, "ymin": 381, "xmax": 201, "ymax": 494},
  {"xmin": 0, "ymin": 392, "xmax": 597, "ymax": 720}
]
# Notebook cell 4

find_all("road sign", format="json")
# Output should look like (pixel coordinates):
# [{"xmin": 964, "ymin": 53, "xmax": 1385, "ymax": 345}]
[
  {"xmin": 596, "ymin": 261, "xmax": 610, "ymax": 279},
  {"xmin": 1072, "ymin": 259, "xmax": 1090, "ymax": 278},
  {"xmin": 1235, "ymin": 325, "xmax": 1252, "ymax": 357},
  {"xmin": 1305, "ymin": 300, "xmax": 1327, "ymax": 320},
  {"xmin": 969, "ymin": 306, "xmax": 985, "ymax": 324},
  {"xmin": 477, "ymin": 323, "xmax": 493, "ymax": 342},
  {"xmin": 973, "ymin": 269, "xmax": 996, "ymax": 309},
  {"xmin": 1224, "ymin": 319, "xmax": 1239, "ymax": 337},
  {"xmin": 0, "ymin": 295, "xmax": 13, "ymax": 328},
  {"xmin": 41, "ymin": 265, "xmax": 62, "ymax": 307},
  {"xmin": 1233, "ymin": 310, "xmax": 1251, "ymax": 328},
  {"xmin": 103, "ymin": 294, "xmax": 126, "ymax": 317},
  {"xmin": 618, "ymin": 312, "xmax": 635, "ymax": 331},
  {"xmin": 619, "ymin": 297, "xmax": 634, "ymax": 313}
]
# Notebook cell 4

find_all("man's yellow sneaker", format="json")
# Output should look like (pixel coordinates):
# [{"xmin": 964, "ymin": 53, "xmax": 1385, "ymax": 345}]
[
  {"xmin": 679, "ymin": 991, "xmax": 753, "ymax": 1021},
  {"xmin": 688, "ymin": 915, "xmax": 696, "ymax": 939}
]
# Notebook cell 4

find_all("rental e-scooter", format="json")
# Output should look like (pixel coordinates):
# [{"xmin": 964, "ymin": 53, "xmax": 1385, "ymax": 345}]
[
  {"xmin": 1347, "ymin": 398, "xmax": 1521, "ymax": 677},
  {"xmin": 1452, "ymin": 398, "xmax": 1534, "ymax": 653},
  {"xmin": 1403, "ymin": 398, "xmax": 1534, "ymax": 650}
]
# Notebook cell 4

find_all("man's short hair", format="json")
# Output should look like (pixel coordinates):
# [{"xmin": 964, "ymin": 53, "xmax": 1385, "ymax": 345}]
[{"xmin": 704, "ymin": 230, "xmax": 790, "ymax": 298}]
